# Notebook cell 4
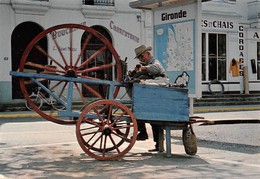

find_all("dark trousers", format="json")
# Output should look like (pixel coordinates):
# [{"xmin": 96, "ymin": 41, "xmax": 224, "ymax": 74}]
[
  {"xmin": 137, "ymin": 121, "xmax": 147, "ymax": 134},
  {"xmin": 138, "ymin": 121, "xmax": 159, "ymax": 144},
  {"xmin": 151, "ymin": 124, "xmax": 159, "ymax": 143}
]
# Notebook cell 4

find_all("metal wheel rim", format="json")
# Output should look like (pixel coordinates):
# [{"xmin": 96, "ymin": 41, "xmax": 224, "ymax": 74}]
[
  {"xmin": 76, "ymin": 100, "xmax": 138, "ymax": 161},
  {"xmin": 18, "ymin": 24, "xmax": 123, "ymax": 124}
]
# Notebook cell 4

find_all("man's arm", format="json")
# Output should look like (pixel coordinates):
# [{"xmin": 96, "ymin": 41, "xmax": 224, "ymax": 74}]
[{"xmin": 145, "ymin": 61, "xmax": 163, "ymax": 75}]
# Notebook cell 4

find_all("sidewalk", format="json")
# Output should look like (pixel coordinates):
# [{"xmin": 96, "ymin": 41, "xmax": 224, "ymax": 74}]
[
  {"xmin": 1, "ymin": 105, "xmax": 260, "ymax": 119},
  {"xmin": 193, "ymin": 104, "xmax": 260, "ymax": 113},
  {"xmin": 0, "ymin": 110, "xmax": 42, "ymax": 118}
]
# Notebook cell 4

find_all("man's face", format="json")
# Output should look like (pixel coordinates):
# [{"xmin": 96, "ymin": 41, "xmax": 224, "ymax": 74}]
[{"xmin": 138, "ymin": 52, "xmax": 149, "ymax": 65}]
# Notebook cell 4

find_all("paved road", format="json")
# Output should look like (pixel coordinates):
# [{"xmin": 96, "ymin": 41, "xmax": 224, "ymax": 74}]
[{"xmin": 0, "ymin": 111, "xmax": 259, "ymax": 178}]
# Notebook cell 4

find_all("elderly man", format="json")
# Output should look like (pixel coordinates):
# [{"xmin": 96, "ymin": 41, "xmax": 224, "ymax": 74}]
[{"xmin": 131, "ymin": 44, "xmax": 169, "ymax": 152}]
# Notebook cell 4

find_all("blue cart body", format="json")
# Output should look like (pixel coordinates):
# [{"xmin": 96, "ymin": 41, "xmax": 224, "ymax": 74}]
[
  {"xmin": 10, "ymin": 71, "xmax": 193, "ymax": 157},
  {"xmin": 132, "ymin": 83, "xmax": 189, "ymax": 122}
]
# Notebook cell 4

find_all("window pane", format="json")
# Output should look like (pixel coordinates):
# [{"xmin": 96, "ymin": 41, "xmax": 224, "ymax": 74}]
[
  {"xmin": 218, "ymin": 58, "xmax": 226, "ymax": 80},
  {"xmin": 218, "ymin": 34, "xmax": 226, "ymax": 58},
  {"xmin": 209, "ymin": 34, "xmax": 217, "ymax": 57},
  {"xmin": 209, "ymin": 57, "xmax": 217, "ymax": 80},
  {"xmin": 209, "ymin": 34, "xmax": 217, "ymax": 81},
  {"xmin": 202, "ymin": 33, "xmax": 206, "ymax": 81},
  {"xmin": 217, "ymin": 34, "xmax": 226, "ymax": 80},
  {"xmin": 202, "ymin": 33, "xmax": 206, "ymax": 56},
  {"xmin": 202, "ymin": 57, "xmax": 206, "ymax": 81}
]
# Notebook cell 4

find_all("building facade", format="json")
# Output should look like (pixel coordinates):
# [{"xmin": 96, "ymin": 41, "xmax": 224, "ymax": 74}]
[
  {"xmin": 0, "ymin": 0, "xmax": 259, "ymax": 106},
  {"xmin": 130, "ymin": 0, "xmax": 260, "ymax": 95},
  {"xmin": 0, "ymin": 0, "xmax": 147, "ymax": 105},
  {"xmin": 201, "ymin": 0, "xmax": 260, "ymax": 94}
]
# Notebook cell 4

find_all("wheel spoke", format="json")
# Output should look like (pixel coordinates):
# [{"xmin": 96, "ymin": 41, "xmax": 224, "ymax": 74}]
[
  {"xmin": 80, "ymin": 123, "xmax": 101, "ymax": 146},
  {"xmin": 113, "ymin": 123, "xmax": 134, "ymax": 130},
  {"xmin": 106, "ymin": 105, "xmax": 113, "ymax": 124},
  {"xmin": 82, "ymin": 83, "xmax": 103, "ymax": 99},
  {"xmin": 108, "ymin": 134, "xmax": 121, "ymax": 153},
  {"xmin": 111, "ymin": 130, "xmax": 131, "ymax": 143},
  {"xmin": 69, "ymin": 28, "xmax": 73, "ymax": 67},
  {"xmin": 50, "ymin": 31, "xmax": 69, "ymax": 68},
  {"xmin": 58, "ymin": 82, "xmax": 68, "ymax": 97},
  {"xmin": 74, "ymin": 82, "xmax": 87, "ymax": 105},
  {"xmin": 82, "ymin": 117, "xmax": 100, "ymax": 127},
  {"xmin": 23, "ymin": 78, "xmax": 47, "ymax": 85},
  {"xmin": 88, "ymin": 133, "xmax": 103, "ymax": 150},
  {"xmin": 74, "ymin": 34, "xmax": 92, "ymax": 68},
  {"xmin": 50, "ymin": 81, "xmax": 63, "ymax": 91},
  {"xmin": 85, "ymin": 130, "xmax": 100, "ymax": 145},
  {"xmin": 80, "ymin": 124, "xmax": 99, "ymax": 131},
  {"xmin": 102, "ymin": 135, "xmax": 107, "ymax": 156},
  {"xmin": 111, "ymin": 111, "xmax": 127, "ymax": 127},
  {"xmin": 77, "ymin": 74, "xmax": 104, "ymax": 81},
  {"xmin": 77, "ymin": 63, "xmax": 114, "ymax": 74},
  {"xmin": 35, "ymin": 45, "xmax": 66, "ymax": 71},
  {"xmin": 81, "ymin": 128, "xmax": 102, "ymax": 137},
  {"xmin": 25, "ymin": 61, "xmax": 64, "ymax": 74},
  {"xmin": 50, "ymin": 81, "xmax": 68, "ymax": 99},
  {"xmin": 93, "ymin": 107, "xmax": 105, "ymax": 125},
  {"xmin": 76, "ymin": 45, "xmax": 107, "ymax": 71}
]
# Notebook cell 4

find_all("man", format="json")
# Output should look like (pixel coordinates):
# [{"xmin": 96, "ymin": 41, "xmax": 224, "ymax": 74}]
[{"xmin": 132, "ymin": 44, "xmax": 169, "ymax": 152}]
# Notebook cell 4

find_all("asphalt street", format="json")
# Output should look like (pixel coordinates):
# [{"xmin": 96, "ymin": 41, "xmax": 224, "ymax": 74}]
[{"xmin": 0, "ymin": 110, "xmax": 259, "ymax": 178}]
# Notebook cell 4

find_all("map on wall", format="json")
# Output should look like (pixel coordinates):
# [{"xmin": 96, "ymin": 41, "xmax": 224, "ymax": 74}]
[
  {"xmin": 154, "ymin": 20, "xmax": 195, "ymax": 94},
  {"xmin": 155, "ymin": 20, "xmax": 194, "ymax": 71}
]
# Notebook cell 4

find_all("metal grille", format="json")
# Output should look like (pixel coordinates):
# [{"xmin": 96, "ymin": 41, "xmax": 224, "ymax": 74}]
[{"xmin": 82, "ymin": 0, "xmax": 114, "ymax": 6}]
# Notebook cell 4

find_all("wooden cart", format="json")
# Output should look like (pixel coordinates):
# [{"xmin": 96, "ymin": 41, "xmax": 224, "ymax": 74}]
[{"xmin": 10, "ymin": 24, "xmax": 200, "ymax": 160}]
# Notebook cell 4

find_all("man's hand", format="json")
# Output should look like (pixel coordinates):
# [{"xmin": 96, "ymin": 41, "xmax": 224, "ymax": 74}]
[{"xmin": 141, "ymin": 66, "xmax": 147, "ymax": 71}]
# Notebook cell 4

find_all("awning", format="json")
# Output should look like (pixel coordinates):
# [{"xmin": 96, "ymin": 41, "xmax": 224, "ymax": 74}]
[{"xmin": 129, "ymin": 0, "xmax": 212, "ymax": 10}]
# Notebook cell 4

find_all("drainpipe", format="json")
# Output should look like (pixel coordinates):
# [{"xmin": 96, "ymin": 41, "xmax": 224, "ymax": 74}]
[{"xmin": 243, "ymin": 66, "xmax": 249, "ymax": 94}]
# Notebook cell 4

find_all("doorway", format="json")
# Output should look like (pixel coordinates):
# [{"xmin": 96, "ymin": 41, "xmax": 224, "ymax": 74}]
[
  {"xmin": 11, "ymin": 22, "xmax": 47, "ymax": 99},
  {"xmin": 81, "ymin": 26, "xmax": 113, "ymax": 98}
]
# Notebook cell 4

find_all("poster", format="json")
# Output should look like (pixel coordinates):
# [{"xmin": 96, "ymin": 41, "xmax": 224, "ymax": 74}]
[{"xmin": 153, "ymin": 2, "xmax": 200, "ymax": 96}]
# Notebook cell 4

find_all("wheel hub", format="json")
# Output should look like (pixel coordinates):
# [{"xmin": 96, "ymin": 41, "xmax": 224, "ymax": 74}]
[
  {"xmin": 65, "ymin": 69, "xmax": 77, "ymax": 78},
  {"xmin": 103, "ymin": 127, "xmax": 112, "ymax": 136}
]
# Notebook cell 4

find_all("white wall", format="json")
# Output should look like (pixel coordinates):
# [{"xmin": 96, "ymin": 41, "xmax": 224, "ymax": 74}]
[{"xmin": 0, "ymin": 2, "xmax": 15, "ymax": 82}]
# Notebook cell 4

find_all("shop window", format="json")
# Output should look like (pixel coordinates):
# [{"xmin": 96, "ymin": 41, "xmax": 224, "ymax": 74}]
[
  {"xmin": 202, "ymin": 33, "xmax": 206, "ymax": 81},
  {"xmin": 201, "ymin": 33, "xmax": 226, "ymax": 81},
  {"xmin": 257, "ymin": 42, "xmax": 260, "ymax": 80},
  {"xmin": 217, "ymin": 34, "xmax": 226, "ymax": 80}
]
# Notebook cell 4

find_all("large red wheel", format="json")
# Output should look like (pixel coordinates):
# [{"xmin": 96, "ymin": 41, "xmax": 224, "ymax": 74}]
[
  {"xmin": 19, "ymin": 24, "xmax": 123, "ymax": 124},
  {"xmin": 76, "ymin": 100, "xmax": 138, "ymax": 161}
]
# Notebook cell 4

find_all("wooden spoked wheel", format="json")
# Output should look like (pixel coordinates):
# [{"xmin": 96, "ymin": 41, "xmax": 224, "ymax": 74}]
[
  {"xmin": 76, "ymin": 100, "xmax": 138, "ymax": 161},
  {"xmin": 19, "ymin": 24, "xmax": 122, "ymax": 124}
]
